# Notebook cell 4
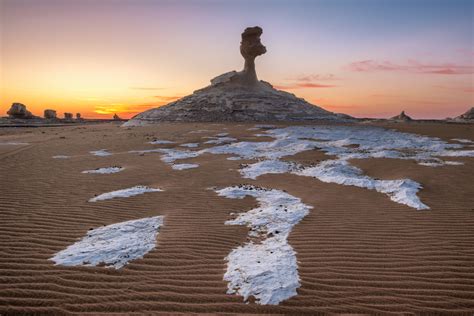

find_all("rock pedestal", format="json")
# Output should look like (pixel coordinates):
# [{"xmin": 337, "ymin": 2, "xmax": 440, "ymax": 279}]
[
  {"xmin": 44, "ymin": 109, "xmax": 57, "ymax": 119},
  {"xmin": 124, "ymin": 27, "xmax": 350, "ymax": 126},
  {"xmin": 64, "ymin": 113, "xmax": 73, "ymax": 120}
]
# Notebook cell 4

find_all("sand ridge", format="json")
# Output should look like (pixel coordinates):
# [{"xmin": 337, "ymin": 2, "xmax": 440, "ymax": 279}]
[{"xmin": 0, "ymin": 122, "xmax": 473, "ymax": 314}]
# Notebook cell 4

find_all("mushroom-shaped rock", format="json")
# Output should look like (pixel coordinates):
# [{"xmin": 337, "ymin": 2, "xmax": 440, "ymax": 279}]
[
  {"xmin": 76, "ymin": 113, "xmax": 82, "ymax": 120},
  {"xmin": 123, "ymin": 27, "xmax": 350, "ymax": 126},
  {"xmin": 7, "ymin": 103, "xmax": 34, "ymax": 119},
  {"xmin": 391, "ymin": 111, "xmax": 412, "ymax": 121},
  {"xmin": 64, "ymin": 113, "xmax": 73, "ymax": 120},
  {"xmin": 113, "ymin": 113, "xmax": 122, "ymax": 120},
  {"xmin": 455, "ymin": 107, "xmax": 474, "ymax": 120},
  {"xmin": 44, "ymin": 109, "xmax": 57, "ymax": 119}
]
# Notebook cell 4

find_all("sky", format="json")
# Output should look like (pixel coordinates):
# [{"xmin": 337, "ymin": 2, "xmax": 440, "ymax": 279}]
[{"xmin": 0, "ymin": 0, "xmax": 473, "ymax": 119}]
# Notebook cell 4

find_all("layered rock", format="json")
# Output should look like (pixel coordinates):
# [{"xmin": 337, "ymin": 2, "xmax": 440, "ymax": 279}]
[
  {"xmin": 7, "ymin": 103, "xmax": 34, "ymax": 119},
  {"xmin": 391, "ymin": 111, "xmax": 412, "ymax": 121},
  {"xmin": 44, "ymin": 109, "xmax": 57, "ymax": 119},
  {"xmin": 124, "ymin": 27, "xmax": 349, "ymax": 126},
  {"xmin": 455, "ymin": 107, "xmax": 474, "ymax": 121}
]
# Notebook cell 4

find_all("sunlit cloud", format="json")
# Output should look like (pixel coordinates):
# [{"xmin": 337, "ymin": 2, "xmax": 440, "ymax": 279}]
[
  {"xmin": 274, "ymin": 83, "xmax": 337, "ymax": 89},
  {"xmin": 433, "ymin": 84, "xmax": 474, "ymax": 93},
  {"xmin": 154, "ymin": 95, "xmax": 183, "ymax": 102},
  {"xmin": 93, "ymin": 103, "xmax": 152, "ymax": 115},
  {"xmin": 347, "ymin": 59, "xmax": 474, "ymax": 75},
  {"xmin": 288, "ymin": 74, "xmax": 340, "ymax": 81},
  {"xmin": 275, "ymin": 73, "xmax": 339, "ymax": 90},
  {"xmin": 130, "ymin": 87, "xmax": 165, "ymax": 91}
]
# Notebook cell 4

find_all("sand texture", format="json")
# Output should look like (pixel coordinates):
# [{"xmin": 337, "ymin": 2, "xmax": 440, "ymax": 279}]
[{"xmin": 0, "ymin": 121, "xmax": 473, "ymax": 314}]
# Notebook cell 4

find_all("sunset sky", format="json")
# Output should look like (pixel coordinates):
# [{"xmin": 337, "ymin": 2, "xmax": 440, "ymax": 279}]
[{"xmin": 1, "ymin": 0, "xmax": 473, "ymax": 119}]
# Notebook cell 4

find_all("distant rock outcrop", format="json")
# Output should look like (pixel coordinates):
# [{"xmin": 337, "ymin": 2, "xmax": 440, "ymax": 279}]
[
  {"xmin": 124, "ymin": 27, "xmax": 349, "ymax": 126},
  {"xmin": 76, "ymin": 113, "xmax": 82, "ymax": 120},
  {"xmin": 391, "ymin": 111, "xmax": 412, "ymax": 121},
  {"xmin": 455, "ymin": 107, "xmax": 474, "ymax": 121},
  {"xmin": 113, "ymin": 113, "xmax": 122, "ymax": 120},
  {"xmin": 44, "ymin": 109, "xmax": 57, "ymax": 119},
  {"xmin": 7, "ymin": 103, "xmax": 34, "ymax": 119},
  {"xmin": 64, "ymin": 113, "xmax": 73, "ymax": 120}
]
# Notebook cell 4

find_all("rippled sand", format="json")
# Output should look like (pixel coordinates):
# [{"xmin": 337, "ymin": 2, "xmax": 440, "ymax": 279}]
[{"xmin": 0, "ymin": 121, "xmax": 473, "ymax": 314}]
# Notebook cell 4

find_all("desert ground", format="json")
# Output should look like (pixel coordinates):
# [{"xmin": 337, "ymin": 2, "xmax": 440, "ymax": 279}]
[{"xmin": 0, "ymin": 121, "xmax": 473, "ymax": 314}]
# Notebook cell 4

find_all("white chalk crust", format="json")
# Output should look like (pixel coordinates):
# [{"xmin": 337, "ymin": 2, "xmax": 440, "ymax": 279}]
[
  {"xmin": 216, "ymin": 185, "xmax": 312, "ymax": 305},
  {"xmin": 51, "ymin": 216, "xmax": 164, "ymax": 269},
  {"xmin": 90, "ymin": 149, "xmax": 112, "ymax": 157},
  {"xmin": 82, "ymin": 166, "xmax": 124, "ymax": 174},
  {"xmin": 89, "ymin": 185, "xmax": 162, "ymax": 202}
]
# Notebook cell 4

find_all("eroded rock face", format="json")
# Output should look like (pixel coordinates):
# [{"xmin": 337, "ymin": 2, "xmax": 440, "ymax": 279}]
[
  {"xmin": 7, "ymin": 103, "xmax": 34, "ymax": 119},
  {"xmin": 44, "ymin": 109, "xmax": 57, "ymax": 119},
  {"xmin": 76, "ymin": 113, "xmax": 82, "ymax": 120},
  {"xmin": 455, "ymin": 107, "xmax": 474, "ymax": 120},
  {"xmin": 64, "ymin": 113, "xmax": 73, "ymax": 120},
  {"xmin": 391, "ymin": 111, "xmax": 412, "ymax": 121},
  {"xmin": 124, "ymin": 27, "xmax": 350, "ymax": 126},
  {"xmin": 240, "ymin": 26, "xmax": 266, "ymax": 85}
]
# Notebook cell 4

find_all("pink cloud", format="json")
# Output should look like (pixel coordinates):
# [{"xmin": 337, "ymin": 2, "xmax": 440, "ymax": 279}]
[
  {"xmin": 347, "ymin": 59, "xmax": 474, "ymax": 75},
  {"xmin": 433, "ymin": 84, "xmax": 474, "ymax": 93},
  {"xmin": 274, "ymin": 83, "xmax": 337, "ymax": 90},
  {"xmin": 289, "ymin": 74, "xmax": 340, "ymax": 82},
  {"xmin": 275, "ymin": 73, "xmax": 339, "ymax": 90}
]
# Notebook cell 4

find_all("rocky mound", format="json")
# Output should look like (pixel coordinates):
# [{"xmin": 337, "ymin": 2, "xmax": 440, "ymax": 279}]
[
  {"xmin": 124, "ymin": 27, "xmax": 350, "ymax": 126},
  {"xmin": 7, "ymin": 103, "xmax": 35, "ymax": 119},
  {"xmin": 391, "ymin": 111, "xmax": 412, "ymax": 121},
  {"xmin": 455, "ymin": 107, "xmax": 474, "ymax": 121}
]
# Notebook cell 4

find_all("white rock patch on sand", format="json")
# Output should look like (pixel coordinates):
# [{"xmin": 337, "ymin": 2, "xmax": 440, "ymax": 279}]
[
  {"xmin": 149, "ymin": 139, "xmax": 175, "ymax": 145},
  {"xmin": 215, "ymin": 185, "xmax": 312, "ymax": 305},
  {"xmin": 51, "ymin": 216, "xmax": 164, "ymax": 269},
  {"xmin": 180, "ymin": 143, "xmax": 199, "ymax": 148},
  {"xmin": 294, "ymin": 159, "xmax": 428, "ymax": 210},
  {"xmin": 203, "ymin": 136, "xmax": 237, "ymax": 144},
  {"xmin": 82, "ymin": 167, "xmax": 124, "ymax": 174},
  {"xmin": 451, "ymin": 138, "xmax": 473, "ymax": 144},
  {"xmin": 171, "ymin": 163, "xmax": 199, "ymax": 170},
  {"xmin": 52, "ymin": 155, "xmax": 70, "ymax": 159},
  {"xmin": 90, "ymin": 149, "xmax": 112, "ymax": 157},
  {"xmin": 89, "ymin": 186, "xmax": 162, "ymax": 202},
  {"xmin": 0, "ymin": 142, "xmax": 29, "ymax": 146}
]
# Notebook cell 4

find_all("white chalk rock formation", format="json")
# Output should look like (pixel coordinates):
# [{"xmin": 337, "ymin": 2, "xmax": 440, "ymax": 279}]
[
  {"xmin": 44, "ymin": 109, "xmax": 57, "ymax": 119},
  {"xmin": 391, "ymin": 110, "xmax": 412, "ymax": 121},
  {"xmin": 124, "ymin": 27, "xmax": 348, "ymax": 126},
  {"xmin": 7, "ymin": 103, "xmax": 34, "ymax": 119},
  {"xmin": 455, "ymin": 107, "xmax": 474, "ymax": 121}
]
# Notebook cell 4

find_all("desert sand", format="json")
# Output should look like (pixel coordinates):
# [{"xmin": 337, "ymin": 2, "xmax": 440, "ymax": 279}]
[{"xmin": 0, "ymin": 121, "xmax": 473, "ymax": 314}]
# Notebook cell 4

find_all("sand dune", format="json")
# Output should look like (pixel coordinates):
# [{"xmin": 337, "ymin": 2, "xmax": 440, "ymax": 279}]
[{"xmin": 0, "ymin": 122, "xmax": 473, "ymax": 314}]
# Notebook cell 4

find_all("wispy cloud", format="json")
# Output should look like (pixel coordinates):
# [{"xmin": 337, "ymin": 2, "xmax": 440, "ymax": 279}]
[
  {"xmin": 93, "ymin": 103, "xmax": 152, "ymax": 115},
  {"xmin": 154, "ymin": 95, "xmax": 183, "ymax": 102},
  {"xmin": 274, "ymin": 83, "xmax": 337, "ymax": 89},
  {"xmin": 433, "ymin": 84, "xmax": 474, "ymax": 93},
  {"xmin": 130, "ymin": 87, "xmax": 165, "ymax": 91},
  {"xmin": 275, "ymin": 73, "xmax": 339, "ymax": 90},
  {"xmin": 289, "ymin": 74, "xmax": 340, "ymax": 82},
  {"xmin": 347, "ymin": 59, "xmax": 474, "ymax": 75}
]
